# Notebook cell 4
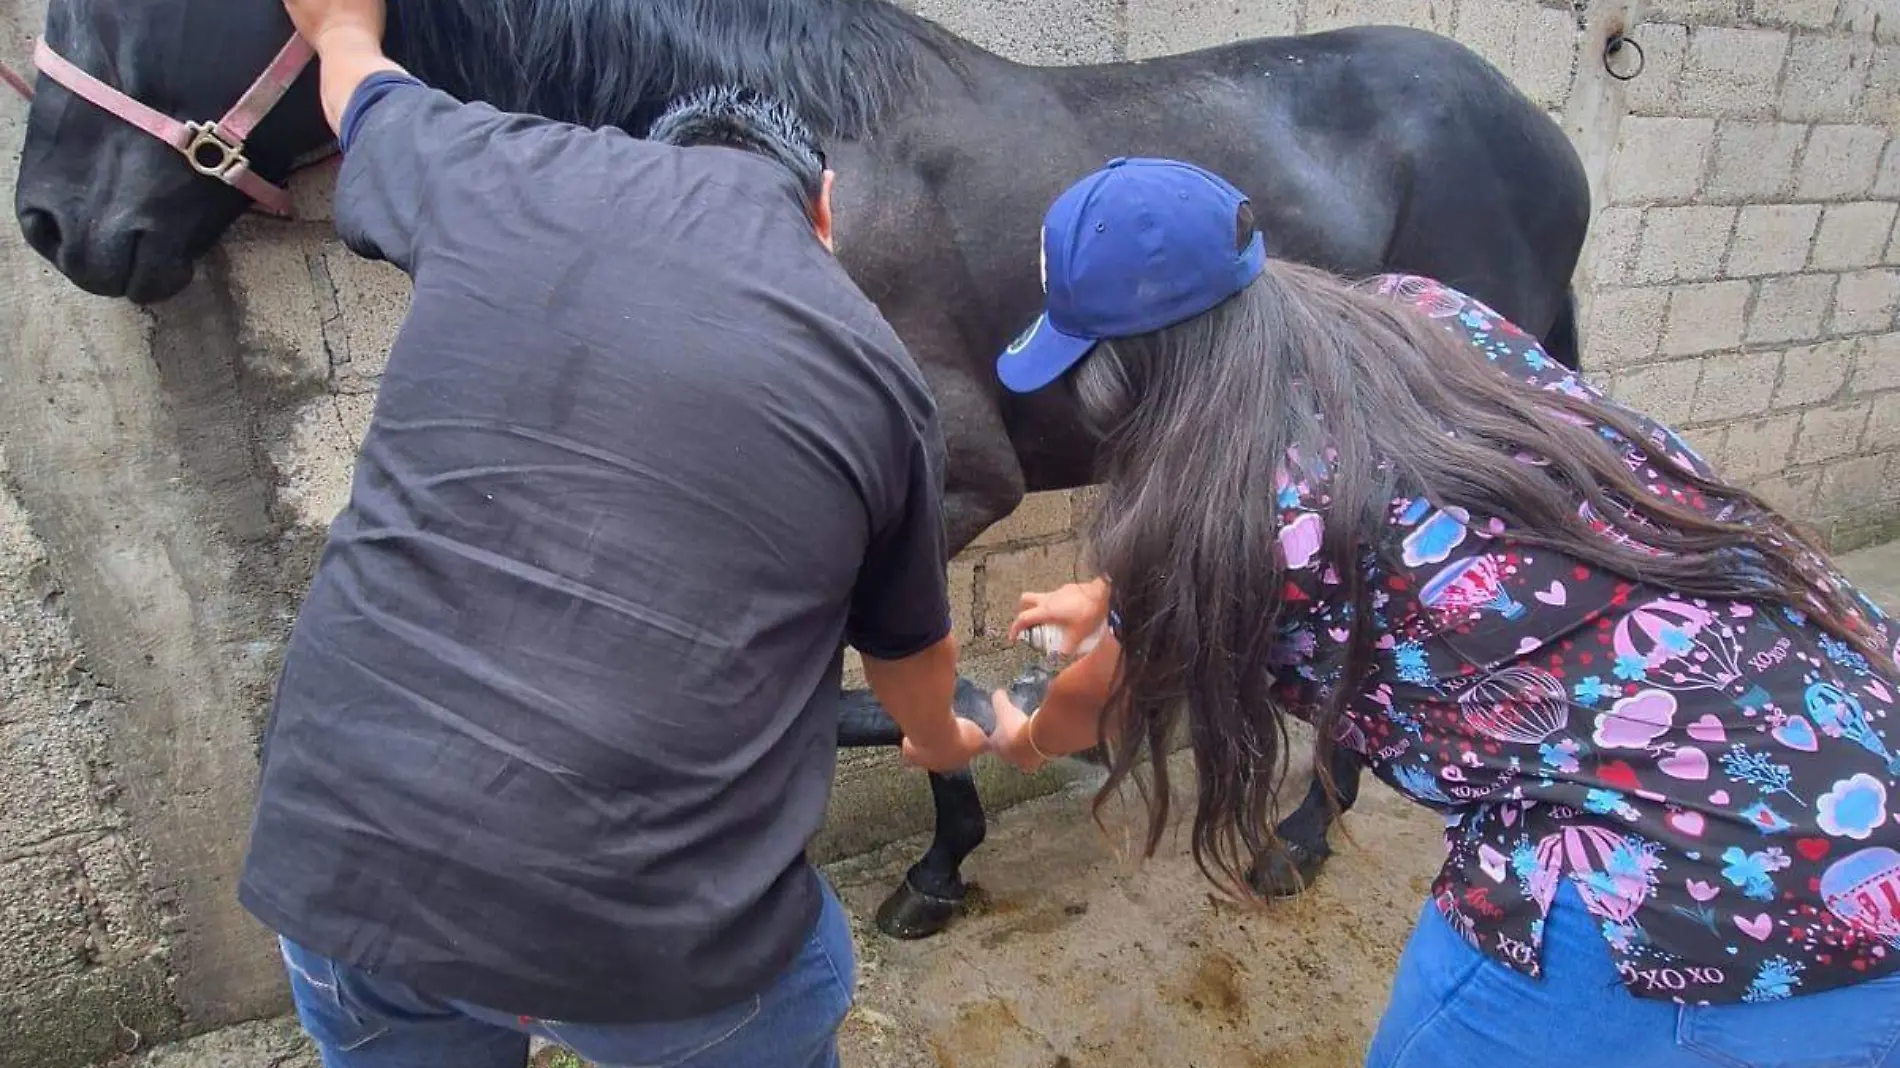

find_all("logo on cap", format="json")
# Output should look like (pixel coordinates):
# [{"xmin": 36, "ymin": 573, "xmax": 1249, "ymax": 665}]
[{"xmin": 995, "ymin": 157, "xmax": 1268, "ymax": 395}]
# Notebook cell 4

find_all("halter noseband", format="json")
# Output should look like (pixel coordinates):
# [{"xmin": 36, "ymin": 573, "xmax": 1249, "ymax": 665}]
[{"xmin": 3, "ymin": 35, "xmax": 328, "ymax": 218}]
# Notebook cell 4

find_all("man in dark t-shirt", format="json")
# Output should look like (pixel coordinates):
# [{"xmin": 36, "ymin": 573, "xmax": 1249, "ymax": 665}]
[{"xmin": 242, "ymin": 2, "xmax": 989, "ymax": 1064}]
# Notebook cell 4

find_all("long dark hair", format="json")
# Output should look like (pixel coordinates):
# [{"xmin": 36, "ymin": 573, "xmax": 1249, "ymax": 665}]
[{"xmin": 1073, "ymin": 209, "xmax": 1894, "ymax": 899}]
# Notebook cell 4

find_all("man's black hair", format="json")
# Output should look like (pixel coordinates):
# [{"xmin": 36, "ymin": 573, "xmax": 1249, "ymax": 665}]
[{"xmin": 649, "ymin": 87, "xmax": 828, "ymax": 210}]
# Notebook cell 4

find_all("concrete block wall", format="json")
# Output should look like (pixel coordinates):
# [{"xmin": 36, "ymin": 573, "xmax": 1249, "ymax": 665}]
[
  {"xmin": 1581, "ymin": 2, "xmax": 1900, "ymax": 548},
  {"xmin": 2, "ymin": 0, "xmax": 1896, "ymax": 1063}
]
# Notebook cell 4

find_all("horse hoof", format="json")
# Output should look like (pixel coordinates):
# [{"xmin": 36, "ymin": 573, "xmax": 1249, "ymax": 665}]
[
  {"xmin": 1248, "ymin": 843, "xmax": 1330, "ymax": 899},
  {"xmin": 874, "ymin": 880, "xmax": 962, "ymax": 939}
]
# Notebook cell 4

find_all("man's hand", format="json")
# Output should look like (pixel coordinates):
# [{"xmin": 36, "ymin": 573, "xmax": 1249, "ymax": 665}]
[
  {"xmin": 900, "ymin": 718, "xmax": 990, "ymax": 774},
  {"xmin": 284, "ymin": 0, "xmax": 386, "ymax": 53},
  {"xmin": 861, "ymin": 635, "xmax": 985, "ymax": 774},
  {"xmin": 284, "ymin": 0, "xmax": 406, "ymax": 136}
]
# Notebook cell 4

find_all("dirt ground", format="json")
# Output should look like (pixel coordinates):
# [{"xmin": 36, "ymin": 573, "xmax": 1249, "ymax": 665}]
[
  {"xmin": 823, "ymin": 757, "xmax": 1443, "ymax": 1068},
  {"xmin": 116, "ymin": 760, "xmax": 1446, "ymax": 1068}
]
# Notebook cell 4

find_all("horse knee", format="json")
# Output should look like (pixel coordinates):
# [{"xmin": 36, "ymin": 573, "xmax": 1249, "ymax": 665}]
[
  {"xmin": 1275, "ymin": 786, "xmax": 1335, "ymax": 856},
  {"xmin": 836, "ymin": 687, "xmax": 902, "ymax": 747}
]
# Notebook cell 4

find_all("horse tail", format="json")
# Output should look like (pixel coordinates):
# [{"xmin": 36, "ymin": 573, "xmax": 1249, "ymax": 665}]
[{"xmin": 1542, "ymin": 286, "xmax": 1581, "ymax": 372}]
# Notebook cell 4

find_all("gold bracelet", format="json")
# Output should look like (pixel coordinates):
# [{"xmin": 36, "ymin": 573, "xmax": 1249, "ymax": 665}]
[{"xmin": 1025, "ymin": 715, "xmax": 1057, "ymax": 763}]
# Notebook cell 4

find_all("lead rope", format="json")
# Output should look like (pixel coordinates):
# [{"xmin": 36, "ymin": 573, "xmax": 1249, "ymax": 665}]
[{"xmin": 2, "ymin": 55, "xmax": 32, "ymax": 100}]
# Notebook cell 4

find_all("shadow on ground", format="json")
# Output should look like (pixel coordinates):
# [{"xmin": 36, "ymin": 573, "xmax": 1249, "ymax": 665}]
[{"xmin": 104, "ymin": 543, "xmax": 1900, "ymax": 1066}]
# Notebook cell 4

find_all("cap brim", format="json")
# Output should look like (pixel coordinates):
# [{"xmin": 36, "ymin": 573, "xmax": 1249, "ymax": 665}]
[{"xmin": 996, "ymin": 312, "xmax": 1100, "ymax": 394}]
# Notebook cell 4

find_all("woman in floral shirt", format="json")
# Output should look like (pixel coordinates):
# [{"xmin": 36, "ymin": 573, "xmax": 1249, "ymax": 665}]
[{"xmin": 986, "ymin": 158, "xmax": 1900, "ymax": 1066}]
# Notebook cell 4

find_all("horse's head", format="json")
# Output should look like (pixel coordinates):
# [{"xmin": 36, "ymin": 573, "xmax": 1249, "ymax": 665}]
[{"xmin": 13, "ymin": 0, "xmax": 331, "ymax": 303}]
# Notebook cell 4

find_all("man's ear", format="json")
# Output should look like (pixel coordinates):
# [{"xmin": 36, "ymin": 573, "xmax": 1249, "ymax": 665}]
[{"xmin": 814, "ymin": 170, "xmax": 835, "ymax": 251}]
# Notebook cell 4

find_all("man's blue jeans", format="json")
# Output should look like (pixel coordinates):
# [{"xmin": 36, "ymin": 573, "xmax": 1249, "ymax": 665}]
[
  {"xmin": 1368, "ymin": 881, "xmax": 1900, "ymax": 1068},
  {"xmin": 281, "ymin": 878, "xmax": 854, "ymax": 1068}
]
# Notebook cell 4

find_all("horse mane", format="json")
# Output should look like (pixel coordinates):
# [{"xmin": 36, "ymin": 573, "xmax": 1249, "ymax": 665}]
[{"xmin": 387, "ymin": 0, "xmax": 961, "ymax": 140}]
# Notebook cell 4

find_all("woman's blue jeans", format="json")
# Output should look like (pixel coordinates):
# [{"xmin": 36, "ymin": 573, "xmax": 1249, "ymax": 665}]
[{"xmin": 1368, "ymin": 882, "xmax": 1900, "ymax": 1068}]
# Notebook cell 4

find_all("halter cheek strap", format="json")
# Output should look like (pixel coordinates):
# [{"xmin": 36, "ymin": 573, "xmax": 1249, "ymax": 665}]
[{"xmin": 6, "ymin": 35, "xmax": 319, "ymax": 218}]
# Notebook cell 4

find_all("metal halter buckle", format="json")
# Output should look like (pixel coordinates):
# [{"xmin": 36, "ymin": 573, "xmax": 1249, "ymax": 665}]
[{"xmin": 182, "ymin": 121, "xmax": 249, "ymax": 179}]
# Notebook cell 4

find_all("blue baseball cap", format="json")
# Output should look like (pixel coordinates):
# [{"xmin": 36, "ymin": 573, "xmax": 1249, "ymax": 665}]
[{"xmin": 996, "ymin": 157, "xmax": 1268, "ymax": 394}]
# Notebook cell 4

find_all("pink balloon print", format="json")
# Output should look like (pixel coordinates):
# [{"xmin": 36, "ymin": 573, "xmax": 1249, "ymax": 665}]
[
  {"xmin": 1612, "ymin": 598, "xmax": 1746, "ymax": 694},
  {"xmin": 1458, "ymin": 666, "xmax": 1570, "ymax": 744},
  {"xmin": 1278, "ymin": 512, "xmax": 1323, "ymax": 571},
  {"xmin": 1534, "ymin": 825, "xmax": 1659, "ymax": 924},
  {"xmin": 1821, "ymin": 847, "xmax": 1900, "ymax": 947},
  {"xmin": 1391, "ymin": 275, "xmax": 1467, "ymax": 319},
  {"xmin": 1420, "ymin": 554, "xmax": 1526, "ymax": 628},
  {"xmin": 1579, "ymin": 500, "xmax": 1665, "ymax": 556}
]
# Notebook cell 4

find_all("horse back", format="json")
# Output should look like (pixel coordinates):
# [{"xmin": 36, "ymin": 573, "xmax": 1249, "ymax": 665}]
[
  {"xmin": 1047, "ymin": 24, "xmax": 1591, "ymax": 335},
  {"xmin": 829, "ymin": 24, "xmax": 1593, "ymax": 501}
]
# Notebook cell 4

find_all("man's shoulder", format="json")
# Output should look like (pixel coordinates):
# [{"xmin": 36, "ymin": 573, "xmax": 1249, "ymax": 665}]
[
  {"xmin": 836, "ymin": 301, "xmax": 939, "ymax": 428},
  {"xmin": 734, "ymin": 232, "xmax": 938, "ymax": 428}
]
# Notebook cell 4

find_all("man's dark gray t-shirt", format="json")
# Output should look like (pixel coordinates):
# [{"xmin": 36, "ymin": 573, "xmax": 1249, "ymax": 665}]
[{"xmin": 238, "ymin": 83, "xmax": 951, "ymax": 1023}]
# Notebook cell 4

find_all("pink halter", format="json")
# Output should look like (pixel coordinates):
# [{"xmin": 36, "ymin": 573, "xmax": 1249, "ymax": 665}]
[{"xmin": 4, "ymin": 35, "xmax": 323, "ymax": 218}]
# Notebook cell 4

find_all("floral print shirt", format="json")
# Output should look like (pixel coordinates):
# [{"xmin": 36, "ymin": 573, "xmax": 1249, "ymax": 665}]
[{"xmin": 1271, "ymin": 274, "xmax": 1900, "ymax": 1004}]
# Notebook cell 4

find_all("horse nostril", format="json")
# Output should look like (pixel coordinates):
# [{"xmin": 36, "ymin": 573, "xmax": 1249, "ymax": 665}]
[{"xmin": 18, "ymin": 206, "xmax": 64, "ymax": 260}]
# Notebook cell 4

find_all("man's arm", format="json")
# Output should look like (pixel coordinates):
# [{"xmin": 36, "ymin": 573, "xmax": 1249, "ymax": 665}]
[
  {"xmin": 286, "ymin": 0, "xmax": 507, "ymax": 273},
  {"xmin": 847, "ymin": 413, "xmax": 984, "ymax": 773},
  {"xmin": 284, "ymin": 0, "xmax": 406, "ymax": 134},
  {"xmin": 861, "ymin": 637, "xmax": 986, "ymax": 773}
]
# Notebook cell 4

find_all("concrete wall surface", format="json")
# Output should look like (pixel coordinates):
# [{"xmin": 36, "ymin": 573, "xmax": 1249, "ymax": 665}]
[{"xmin": 1, "ymin": 0, "xmax": 1895, "ymax": 1063}]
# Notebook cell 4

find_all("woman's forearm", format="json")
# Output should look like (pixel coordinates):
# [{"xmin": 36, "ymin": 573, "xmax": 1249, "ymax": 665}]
[{"xmin": 1025, "ymin": 636, "xmax": 1121, "ymax": 757}]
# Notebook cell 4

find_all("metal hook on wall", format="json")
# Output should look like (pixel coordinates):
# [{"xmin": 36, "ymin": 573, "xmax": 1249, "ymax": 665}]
[{"xmin": 1603, "ymin": 31, "xmax": 1646, "ymax": 82}]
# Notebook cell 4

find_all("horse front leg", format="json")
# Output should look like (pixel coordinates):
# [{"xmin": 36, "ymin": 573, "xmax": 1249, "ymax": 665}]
[
  {"xmin": 835, "ymin": 679, "xmax": 990, "ymax": 938},
  {"xmin": 1247, "ymin": 743, "xmax": 1365, "ymax": 898},
  {"xmin": 873, "ymin": 767, "xmax": 987, "ymax": 938},
  {"xmin": 836, "ymin": 668, "xmax": 1052, "ymax": 937},
  {"xmin": 839, "ymin": 351, "xmax": 1033, "ymax": 936}
]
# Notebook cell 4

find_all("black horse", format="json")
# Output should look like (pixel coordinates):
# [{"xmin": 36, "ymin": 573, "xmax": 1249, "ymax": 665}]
[{"xmin": 11, "ymin": 0, "xmax": 1590, "ymax": 938}]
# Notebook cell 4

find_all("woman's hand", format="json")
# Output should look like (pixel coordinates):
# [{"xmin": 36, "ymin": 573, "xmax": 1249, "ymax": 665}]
[
  {"xmin": 900, "ymin": 718, "xmax": 990, "ymax": 774},
  {"xmin": 284, "ymin": 0, "xmax": 386, "ymax": 52},
  {"xmin": 1008, "ymin": 578, "xmax": 1112, "ymax": 657},
  {"xmin": 986, "ymin": 689, "xmax": 1046, "ymax": 774}
]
